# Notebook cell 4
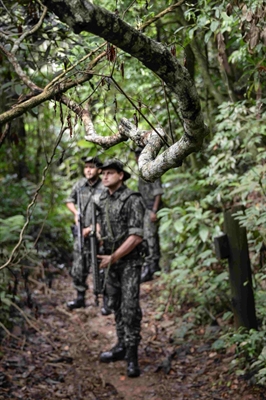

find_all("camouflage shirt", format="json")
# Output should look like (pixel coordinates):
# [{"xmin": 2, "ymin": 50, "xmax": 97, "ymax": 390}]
[
  {"xmin": 66, "ymin": 178, "xmax": 104, "ymax": 227},
  {"xmin": 138, "ymin": 178, "xmax": 164, "ymax": 210},
  {"xmin": 97, "ymin": 185, "xmax": 144, "ymax": 261}
]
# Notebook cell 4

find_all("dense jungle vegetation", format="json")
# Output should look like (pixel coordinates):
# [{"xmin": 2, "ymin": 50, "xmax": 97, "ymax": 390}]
[{"xmin": 1, "ymin": 0, "xmax": 266, "ymax": 387}]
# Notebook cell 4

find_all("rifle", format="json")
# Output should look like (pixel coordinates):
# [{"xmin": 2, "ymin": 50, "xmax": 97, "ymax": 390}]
[
  {"xmin": 77, "ymin": 188, "xmax": 89, "ymax": 276},
  {"xmin": 89, "ymin": 202, "xmax": 102, "ymax": 306}
]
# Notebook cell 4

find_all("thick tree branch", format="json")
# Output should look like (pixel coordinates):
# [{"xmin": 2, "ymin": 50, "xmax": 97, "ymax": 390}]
[
  {"xmin": 117, "ymin": 119, "xmax": 201, "ymax": 181},
  {"xmin": 1, "ymin": 0, "xmax": 210, "ymax": 180},
  {"xmin": 59, "ymin": 94, "xmax": 128, "ymax": 148},
  {"xmin": 0, "ymin": 1, "xmax": 107, "ymax": 128},
  {"xmin": 41, "ymin": 0, "xmax": 208, "ymax": 141}
]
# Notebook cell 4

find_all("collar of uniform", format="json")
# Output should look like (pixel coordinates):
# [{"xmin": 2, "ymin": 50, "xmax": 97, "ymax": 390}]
[
  {"xmin": 86, "ymin": 178, "xmax": 101, "ymax": 188},
  {"xmin": 109, "ymin": 184, "xmax": 126, "ymax": 198},
  {"xmin": 100, "ymin": 184, "xmax": 126, "ymax": 200}
]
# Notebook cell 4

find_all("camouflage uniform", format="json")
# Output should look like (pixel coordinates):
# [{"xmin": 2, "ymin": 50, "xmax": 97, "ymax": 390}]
[
  {"xmin": 97, "ymin": 185, "xmax": 145, "ymax": 347},
  {"xmin": 66, "ymin": 177, "xmax": 104, "ymax": 292},
  {"xmin": 138, "ymin": 177, "xmax": 163, "ymax": 271}
]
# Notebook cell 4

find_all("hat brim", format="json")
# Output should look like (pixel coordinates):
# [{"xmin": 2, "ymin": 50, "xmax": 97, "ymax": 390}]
[
  {"xmin": 81, "ymin": 156, "xmax": 102, "ymax": 167},
  {"xmin": 101, "ymin": 165, "xmax": 131, "ymax": 181},
  {"xmin": 122, "ymin": 171, "xmax": 131, "ymax": 181}
]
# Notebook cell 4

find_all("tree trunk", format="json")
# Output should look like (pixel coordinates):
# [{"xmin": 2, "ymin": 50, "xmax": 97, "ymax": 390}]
[{"xmin": 224, "ymin": 206, "xmax": 257, "ymax": 330}]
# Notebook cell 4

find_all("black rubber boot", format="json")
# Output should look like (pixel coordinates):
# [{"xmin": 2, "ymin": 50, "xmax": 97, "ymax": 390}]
[
  {"xmin": 126, "ymin": 346, "xmax": 140, "ymax": 378},
  {"xmin": 100, "ymin": 341, "xmax": 126, "ymax": 363},
  {"xmin": 140, "ymin": 265, "xmax": 152, "ymax": 283},
  {"xmin": 67, "ymin": 291, "xmax": 85, "ymax": 310},
  {"xmin": 101, "ymin": 294, "xmax": 112, "ymax": 316}
]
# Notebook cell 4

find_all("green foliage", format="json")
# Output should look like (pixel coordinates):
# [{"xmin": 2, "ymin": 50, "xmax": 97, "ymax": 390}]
[
  {"xmin": 157, "ymin": 98, "xmax": 266, "ymax": 384},
  {"xmin": 0, "ymin": 215, "xmax": 25, "ymax": 244},
  {"xmin": 212, "ymin": 327, "xmax": 266, "ymax": 384},
  {"xmin": 0, "ymin": 291, "xmax": 14, "ymax": 327},
  {"xmin": 250, "ymin": 346, "xmax": 266, "ymax": 385},
  {"xmin": 158, "ymin": 195, "xmax": 227, "ymax": 318},
  {"xmin": 201, "ymin": 103, "xmax": 266, "ymax": 206},
  {"xmin": 213, "ymin": 327, "xmax": 265, "ymax": 359}
]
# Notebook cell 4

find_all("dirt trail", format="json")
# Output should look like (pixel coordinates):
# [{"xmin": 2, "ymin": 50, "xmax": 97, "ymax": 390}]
[{"xmin": 0, "ymin": 269, "xmax": 264, "ymax": 399}]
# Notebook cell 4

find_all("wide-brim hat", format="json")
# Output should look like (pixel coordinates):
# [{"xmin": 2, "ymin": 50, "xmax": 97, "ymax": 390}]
[
  {"xmin": 81, "ymin": 156, "xmax": 103, "ymax": 168},
  {"xmin": 100, "ymin": 159, "xmax": 131, "ymax": 181}
]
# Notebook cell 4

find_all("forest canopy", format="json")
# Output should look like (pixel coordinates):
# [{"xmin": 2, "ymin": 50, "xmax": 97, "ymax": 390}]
[{"xmin": 1, "ymin": 1, "xmax": 265, "ymax": 177}]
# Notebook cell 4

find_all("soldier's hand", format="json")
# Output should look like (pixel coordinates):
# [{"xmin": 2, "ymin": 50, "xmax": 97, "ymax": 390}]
[
  {"xmin": 83, "ymin": 226, "xmax": 91, "ymax": 237},
  {"xmin": 97, "ymin": 255, "xmax": 112, "ymax": 269},
  {"xmin": 96, "ymin": 231, "xmax": 102, "ymax": 242},
  {"xmin": 150, "ymin": 210, "xmax": 157, "ymax": 222}
]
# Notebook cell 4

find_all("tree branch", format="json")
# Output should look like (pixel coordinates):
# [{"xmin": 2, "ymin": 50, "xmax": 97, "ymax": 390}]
[
  {"xmin": 41, "ymin": 0, "xmax": 207, "ymax": 140},
  {"xmin": 0, "ymin": 44, "xmax": 42, "ymax": 92},
  {"xmin": 139, "ymin": 0, "xmax": 185, "ymax": 31},
  {"xmin": 1, "ymin": 0, "xmax": 210, "ymax": 181},
  {"xmin": 0, "ymin": 51, "xmax": 106, "ymax": 127},
  {"xmin": 0, "ymin": 5, "xmax": 47, "ymax": 92},
  {"xmin": 11, "ymin": 6, "xmax": 48, "ymax": 54}
]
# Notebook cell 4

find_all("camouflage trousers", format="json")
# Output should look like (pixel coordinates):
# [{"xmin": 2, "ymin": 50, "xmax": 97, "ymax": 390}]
[
  {"xmin": 69, "ymin": 237, "xmax": 90, "ymax": 292},
  {"xmin": 143, "ymin": 209, "xmax": 160, "ymax": 269},
  {"xmin": 105, "ymin": 261, "xmax": 142, "ymax": 347}
]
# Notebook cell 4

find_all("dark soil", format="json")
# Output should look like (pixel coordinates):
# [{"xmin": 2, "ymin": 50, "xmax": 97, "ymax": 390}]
[{"xmin": 0, "ymin": 268, "xmax": 265, "ymax": 400}]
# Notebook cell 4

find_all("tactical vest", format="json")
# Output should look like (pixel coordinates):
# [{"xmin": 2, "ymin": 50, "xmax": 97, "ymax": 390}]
[{"xmin": 100, "ymin": 187, "xmax": 143, "ymax": 260}]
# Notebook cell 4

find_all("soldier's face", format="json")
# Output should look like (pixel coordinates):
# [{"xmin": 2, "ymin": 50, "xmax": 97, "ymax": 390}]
[
  {"xmin": 102, "ymin": 168, "xmax": 124, "ymax": 191},
  {"xmin": 84, "ymin": 163, "xmax": 100, "ymax": 182}
]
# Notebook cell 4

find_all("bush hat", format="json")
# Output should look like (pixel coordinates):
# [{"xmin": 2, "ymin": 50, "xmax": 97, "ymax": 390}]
[
  {"xmin": 81, "ymin": 156, "xmax": 103, "ymax": 167},
  {"xmin": 100, "ymin": 159, "xmax": 131, "ymax": 181}
]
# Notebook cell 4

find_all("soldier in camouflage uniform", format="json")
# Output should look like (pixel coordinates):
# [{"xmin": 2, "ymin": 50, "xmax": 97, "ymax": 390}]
[
  {"xmin": 65, "ymin": 156, "xmax": 110, "ymax": 314},
  {"xmin": 96, "ymin": 159, "xmax": 145, "ymax": 378},
  {"xmin": 135, "ymin": 147, "xmax": 164, "ymax": 282}
]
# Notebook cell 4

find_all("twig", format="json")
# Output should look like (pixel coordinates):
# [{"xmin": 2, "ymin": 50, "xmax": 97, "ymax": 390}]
[
  {"xmin": 11, "ymin": 6, "xmax": 48, "ymax": 54},
  {"xmin": 0, "ymin": 122, "xmax": 11, "ymax": 146},
  {"xmin": 45, "ymin": 43, "xmax": 107, "ymax": 91},
  {"xmin": 56, "ymin": 306, "xmax": 75, "ymax": 317},
  {"xmin": 0, "ymin": 321, "xmax": 22, "ymax": 341},
  {"xmin": 111, "ymin": 76, "xmax": 169, "ymax": 147},
  {"xmin": 139, "ymin": 1, "xmax": 185, "ymax": 31}
]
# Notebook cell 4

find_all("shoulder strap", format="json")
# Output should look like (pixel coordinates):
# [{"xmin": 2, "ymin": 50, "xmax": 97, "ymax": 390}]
[{"xmin": 119, "ymin": 187, "xmax": 141, "ymax": 203}]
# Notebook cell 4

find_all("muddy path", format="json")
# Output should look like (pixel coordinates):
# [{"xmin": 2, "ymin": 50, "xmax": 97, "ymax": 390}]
[{"xmin": 0, "ymin": 269, "xmax": 264, "ymax": 399}]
